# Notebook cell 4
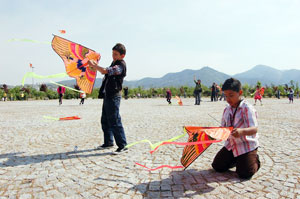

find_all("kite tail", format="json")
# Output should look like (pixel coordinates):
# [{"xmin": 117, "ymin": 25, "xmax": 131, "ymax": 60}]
[
  {"xmin": 22, "ymin": 72, "xmax": 68, "ymax": 86},
  {"xmin": 8, "ymin": 38, "xmax": 51, "ymax": 44},
  {"xmin": 150, "ymin": 139, "xmax": 222, "ymax": 154},
  {"xmin": 43, "ymin": 116, "xmax": 60, "ymax": 121},
  {"xmin": 59, "ymin": 116, "xmax": 81, "ymax": 120},
  {"xmin": 135, "ymin": 162, "xmax": 184, "ymax": 171},
  {"xmin": 125, "ymin": 129, "xmax": 187, "ymax": 150}
]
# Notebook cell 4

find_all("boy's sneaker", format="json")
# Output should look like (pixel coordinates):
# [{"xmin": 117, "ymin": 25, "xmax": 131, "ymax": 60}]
[
  {"xmin": 113, "ymin": 147, "xmax": 128, "ymax": 154},
  {"xmin": 96, "ymin": 144, "xmax": 114, "ymax": 150}
]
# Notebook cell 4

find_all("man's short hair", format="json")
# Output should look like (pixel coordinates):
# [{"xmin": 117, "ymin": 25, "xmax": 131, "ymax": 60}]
[
  {"xmin": 112, "ymin": 43, "xmax": 126, "ymax": 55},
  {"xmin": 222, "ymin": 78, "xmax": 242, "ymax": 92}
]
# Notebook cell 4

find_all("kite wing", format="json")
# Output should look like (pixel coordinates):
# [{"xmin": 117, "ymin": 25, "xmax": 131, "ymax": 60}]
[
  {"xmin": 51, "ymin": 35, "xmax": 100, "ymax": 94},
  {"xmin": 180, "ymin": 126, "xmax": 232, "ymax": 169},
  {"xmin": 260, "ymin": 87, "xmax": 265, "ymax": 95}
]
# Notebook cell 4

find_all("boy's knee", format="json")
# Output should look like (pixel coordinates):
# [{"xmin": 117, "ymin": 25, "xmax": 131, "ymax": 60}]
[
  {"xmin": 212, "ymin": 161, "xmax": 228, "ymax": 173},
  {"xmin": 237, "ymin": 169, "xmax": 256, "ymax": 179},
  {"xmin": 236, "ymin": 163, "xmax": 259, "ymax": 179}
]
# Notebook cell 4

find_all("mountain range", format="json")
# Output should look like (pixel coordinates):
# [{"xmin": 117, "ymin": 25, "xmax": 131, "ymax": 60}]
[
  {"xmin": 14, "ymin": 65, "xmax": 299, "ymax": 89},
  {"xmin": 55, "ymin": 65, "xmax": 300, "ymax": 88}
]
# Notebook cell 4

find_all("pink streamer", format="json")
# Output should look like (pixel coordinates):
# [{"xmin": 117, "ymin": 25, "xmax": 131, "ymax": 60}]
[{"xmin": 135, "ymin": 163, "xmax": 184, "ymax": 171}]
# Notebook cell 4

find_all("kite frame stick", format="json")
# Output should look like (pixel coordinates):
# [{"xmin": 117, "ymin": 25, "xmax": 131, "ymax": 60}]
[{"xmin": 52, "ymin": 34, "xmax": 97, "ymax": 52}]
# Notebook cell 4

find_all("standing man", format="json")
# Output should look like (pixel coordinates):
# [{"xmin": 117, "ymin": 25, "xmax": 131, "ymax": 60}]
[
  {"xmin": 89, "ymin": 43, "xmax": 127, "ymax": 153},
  {"xmin": 193, "ymin": 76, "xmax": 202, "ymax": 105},
  {"xmin": 211, "ymin": 83, "xmax": 216, "ymax": 102}
]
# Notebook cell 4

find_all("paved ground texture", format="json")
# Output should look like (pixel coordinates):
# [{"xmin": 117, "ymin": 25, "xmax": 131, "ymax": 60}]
[{"xmin": 0, "ymin": 98, "xmax": 299, "ymax": 199}]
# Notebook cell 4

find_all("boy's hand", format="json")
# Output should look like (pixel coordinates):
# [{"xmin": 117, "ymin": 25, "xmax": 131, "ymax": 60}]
[
  {"xmin": 231, "ymin": 128, "xmax": 243, "ymax": 138},
  {"xmin": 88, "ymin": 60, "xmax": 98, "ymax": 70}
]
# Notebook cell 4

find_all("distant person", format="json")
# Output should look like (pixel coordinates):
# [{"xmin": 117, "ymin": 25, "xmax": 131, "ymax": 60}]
[
  {"xmin": 10, "ymin": 93, "xmax": 14, "ymax": 101},
  {"xmin": 276, "ymin": 88, "xmax": 280, "ymax": 99},
  {"xmin": 296, "ymin": 91, "xmax": 299, "ymax": 99},
  {"xmin": 79, "ymin": 92, "xmax": 86, "ymax": 105},
  {"xmin": 254, "ymin": 86, "xmax": 262, "ymax": 106},
  {"xmin": 288, "ymin": 88, "xmax": 294, "ymax": 104},
  {"xmin": 211, "ymin": 83, "xmax": 217, "ymax": 102},
  {"xmin": 212, "ymin": 78, "xmax": 260, "ymax": 179},
  {"xmin": 193, "ymin": 76, "xmax": 202, "ymax": 105},
  {"xmin": 57, "ymin": 86, "xmax": 66, "ymax": 105},
  {"xmin": 21, "ymin": 92, "xmax": 25, "ymax": 100},
  {"xmin": 219, "ymin": 90, "xmax": 226, "ymax": 101},
  {"xmin": 3, "ymin": 92, "xmax": 7, "ymax": 101},
  {"xmin": 123, "ymin": 87, "xmax": 129, "ymax": 100},
  {"xmin": 166, "ymin": 88, "xmax": 172, "ymax": 105}
]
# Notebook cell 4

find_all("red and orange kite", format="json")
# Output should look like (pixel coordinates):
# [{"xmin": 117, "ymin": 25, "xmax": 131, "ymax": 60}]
[{"xmin": 136, "ymin": 126, "xmax": 232, "ymax": 171}]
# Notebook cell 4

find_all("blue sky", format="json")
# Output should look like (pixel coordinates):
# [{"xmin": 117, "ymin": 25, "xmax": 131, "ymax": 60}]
[{"xmin": 1, "ymin": 0, "xmax": 300, "ymax": 85}]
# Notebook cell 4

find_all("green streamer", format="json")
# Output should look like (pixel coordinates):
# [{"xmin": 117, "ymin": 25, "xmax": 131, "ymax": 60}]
[
  {"xmin": 22, "ymin": 72, "xmax": 68, "ymax": 86},
  {"xmin": 50, "ymin": 81, "xmax": 84, "ymax": 93},
  {"xmin": 125, "ymin": 128, "xmax": 187, "ymax": 149},
  {"xmin": 8, "ymin": 38, "xmax": 51, "ymax": 44},
  {"xmin": 43, "ymin": 116, "xmax": 59, "ymax": 121}
]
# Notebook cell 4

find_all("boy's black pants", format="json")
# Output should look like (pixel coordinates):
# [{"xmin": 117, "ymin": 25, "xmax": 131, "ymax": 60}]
[{"xmin": 212, "ymin": 147, "xmax": 260, "ymax": 179}]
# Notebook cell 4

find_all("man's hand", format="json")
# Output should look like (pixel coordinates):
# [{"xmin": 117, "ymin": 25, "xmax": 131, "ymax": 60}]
[{"xmin": 231, "ymin": 128, "xmax": 243, "ymax": 138}]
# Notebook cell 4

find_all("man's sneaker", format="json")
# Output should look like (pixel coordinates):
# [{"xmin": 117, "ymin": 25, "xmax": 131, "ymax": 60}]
[
  {"xmin": 114, "ymin": 147, "xmax": 128, "ymax": 153},
  {"xmin": 96, "ymin": 144, "xmax": 114, "ymax": 150}
]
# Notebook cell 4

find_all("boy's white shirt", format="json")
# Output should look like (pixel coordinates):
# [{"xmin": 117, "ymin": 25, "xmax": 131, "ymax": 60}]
[{"xmin": 221, "ymin": 99, "xmax": 259, "ymax": 157}]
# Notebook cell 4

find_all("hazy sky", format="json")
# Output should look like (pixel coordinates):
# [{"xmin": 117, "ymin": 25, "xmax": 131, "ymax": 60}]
[{"xmin": 1, "ymin": 0, "xmax": 300, "ymax": 85}]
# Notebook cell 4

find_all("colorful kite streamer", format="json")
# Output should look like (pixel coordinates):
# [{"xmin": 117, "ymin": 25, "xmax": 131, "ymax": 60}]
[
  {"xmin": 150, "ymin": 139, "xmax": 222, "ymax": 154},
  {"xmin": 43, "ymin": 116, "xmax": 80, "ymax": 121}
]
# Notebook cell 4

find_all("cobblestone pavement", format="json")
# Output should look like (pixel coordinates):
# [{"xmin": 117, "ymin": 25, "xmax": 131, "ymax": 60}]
[{"xmin": 0, "ymin": 98, "xmax": 299, "ymax": 199}]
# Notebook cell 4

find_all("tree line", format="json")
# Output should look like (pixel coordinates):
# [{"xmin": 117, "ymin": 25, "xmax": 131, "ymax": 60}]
[{"xmin": 0, "ymin": 80, "xmax": 299, "ymax": 101}]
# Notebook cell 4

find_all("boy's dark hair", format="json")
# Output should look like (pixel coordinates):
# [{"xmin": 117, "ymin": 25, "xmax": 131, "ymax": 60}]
[
  {"xmin": 112, "ymin": 43, "xmax": 126, "ymax": 55},
  {"xmin": 222, "ymin": 78, "xmax": 242, "ymax": 92}
]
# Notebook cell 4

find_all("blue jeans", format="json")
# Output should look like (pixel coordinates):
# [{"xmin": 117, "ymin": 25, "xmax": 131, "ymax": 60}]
[
  {"xmin": 195, "ymin": 92, "xmax": 201, "ymax": 105},
  {"xmin": 101, "ymin": 95, "xmax": 127, "ymax": 148}
]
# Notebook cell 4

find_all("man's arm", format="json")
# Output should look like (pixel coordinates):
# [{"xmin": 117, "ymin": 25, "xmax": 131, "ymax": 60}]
[{"xmin": 193, "ymin": 76, "xmax": 197, "ymax": 84}]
